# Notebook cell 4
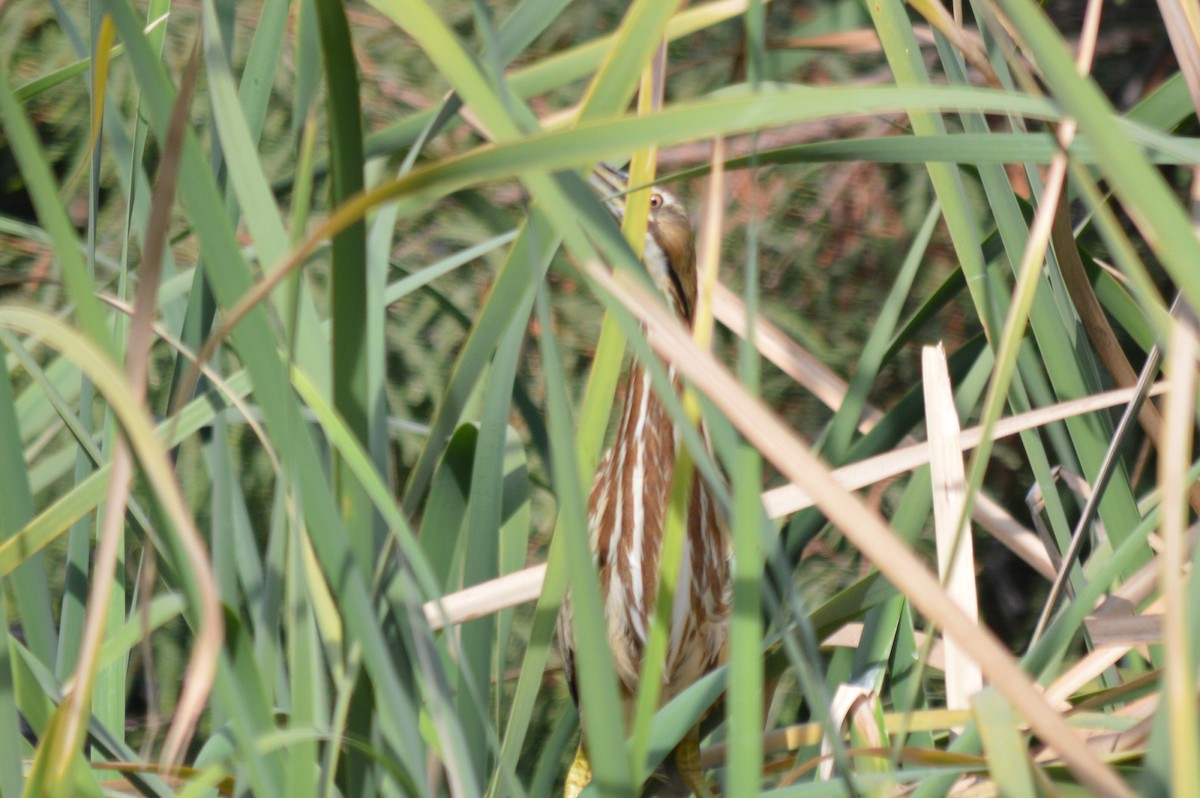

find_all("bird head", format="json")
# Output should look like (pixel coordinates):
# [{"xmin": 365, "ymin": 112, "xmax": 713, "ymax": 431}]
[{"xmin": 590, "ymin": 163, "xmax": 697, "ymax": 323}]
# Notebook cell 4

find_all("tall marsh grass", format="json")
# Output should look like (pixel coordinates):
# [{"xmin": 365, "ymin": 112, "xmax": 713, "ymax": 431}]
[{"xmin": 0, "ymin": 0, "xmax": 1198, "ymax": 795}]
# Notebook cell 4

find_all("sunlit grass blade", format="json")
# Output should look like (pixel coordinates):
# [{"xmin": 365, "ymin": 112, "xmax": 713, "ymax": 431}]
[{"xmin": 1153, "ymin": 320, "xmax": 1200, "ymax": 795}]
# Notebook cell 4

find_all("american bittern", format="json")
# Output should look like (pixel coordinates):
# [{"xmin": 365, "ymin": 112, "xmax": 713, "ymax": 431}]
[{"xmin": 558, "ymin": 165, "xmax": 730, "ymax": 797}]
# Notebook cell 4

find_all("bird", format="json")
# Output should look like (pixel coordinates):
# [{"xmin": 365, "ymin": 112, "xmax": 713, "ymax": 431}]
[{"xmin": 557, "ymin": 163, "xmax": 731, "ymax": 798}]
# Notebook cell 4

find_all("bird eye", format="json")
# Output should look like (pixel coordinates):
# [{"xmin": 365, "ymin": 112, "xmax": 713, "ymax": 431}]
[{"xmin": 649, "ymin": 193, "xmax": 664, "ymax": 210}]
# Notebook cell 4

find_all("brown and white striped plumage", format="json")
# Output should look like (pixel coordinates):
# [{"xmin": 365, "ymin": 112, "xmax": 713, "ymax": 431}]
[
  {"xmin": 583, "ymin": 362, "xmax": 729, "ymax": 706},
  {"xmin": 559, "ymin": 166, "xmax": 730, "ymax": 797}
]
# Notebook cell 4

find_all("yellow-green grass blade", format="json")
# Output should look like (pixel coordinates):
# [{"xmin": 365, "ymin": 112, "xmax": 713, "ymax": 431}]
[
  {"xmin": 1066, "ymin": 161, "xmax": 1171, "ymax": 337},
  {"xmin": 10, "ymin": 340, "xmax": 79, "ymax": 445},
  {"xmin": 491, "ymin": 344, "xmax": 621, "ymax": 797},
  {"xmin": 529, "ymin": 707, "xmax": 579, "ymax": 796},
  {"xmin": 367, "ymin": 0, "xmax": 531, "ymax": 143},
  {"xmin": 1148, "ymin": 323, "xmax": 1200, "ymax": 795},
  {"xmin": 385, "ymin": 229, "xmax": 520, "ymax": 306},
  {"xmin": 95, "ymin": 593, "xmax": 186, "ymax": 671},
  {"xmin": 14, "ymin": 44, "xmax": 127, "ymax": 103},
  {"xmin": 867, "ymin": 0, "xmax": 1002, "ymax": 344},
  {"xmin": 291, "ymin": 0, "xmax": 321, "ymax": 142},
  {"xmin": 575, "ymin": 0, "xmax": 683, "ymax": 125},
  {"xmin": 283, "ymin": 106, "xmax": 328, "ymax": 393},
  {"xmin": 198, "ymin": 1, "xmax": 289, "ymax": 293},
  {"xmin": 728, "ymin": 12, "xmax": 767, "ymax": 786},
  {"xmin": 253, "ymin": 483, "xmax": 290, "ymax": 717},
  {"xmin": 664, "ymin": 131, "xmax": 1200, "ymax": 174},
  {"xmin": 641, "ymin": 666, "xmax": 728, "ymax": 779},
  {"xmin": 891, "ymin": 600, "xmax": 936, "ymax": 751},
  {"xmin": 495, "ymin": 0, "xmax": 575, "ymax": 62},
  {"xmin": 341, "ymin": 87, "xmax": 1060, "ymax": 225},
  {"xmin": 232, "ymin": 0, "xmax": 288, "ymax": 147},
  {"xmin": 1126, "ymin": 70, "xmax": 1193, "ymax": 130},
  {"xmin": 202, "ymin": 414, "xmax": 266, "ymax": 619},
  {"xmin": 397, "ymin": 213, "xmax": 556, "ymax": 529}
]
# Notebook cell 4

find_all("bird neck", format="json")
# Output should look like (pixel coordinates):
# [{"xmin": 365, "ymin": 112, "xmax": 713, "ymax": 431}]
[{"xmin": 610, "ymin": 358, "xmax": 681, "ymax": 486}]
